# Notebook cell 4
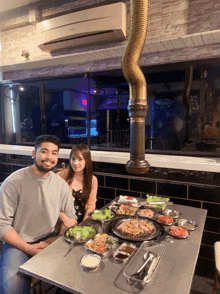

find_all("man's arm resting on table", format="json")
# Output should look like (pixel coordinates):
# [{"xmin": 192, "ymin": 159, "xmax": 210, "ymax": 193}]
[{"xmin": 2, "ymin": 228, "xmax": 49, "ymax": 256}]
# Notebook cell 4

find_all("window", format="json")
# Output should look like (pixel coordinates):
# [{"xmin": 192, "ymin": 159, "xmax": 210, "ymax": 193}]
[{"xmin": 1, "ymin": 60, "xmax": 220, "ymax": 157}]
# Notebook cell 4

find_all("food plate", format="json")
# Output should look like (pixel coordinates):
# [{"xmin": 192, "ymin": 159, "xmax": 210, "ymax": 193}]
[
  {"xmin": 84, "ymin": 239, "xmax": 110, "ymax": 257},
  {"xmin": 93, "ymin": 233, "xmax": 118, "ymax": 248},
  {"xmin": 118, "ymin": 195, "xmax": 138, "ymax": 203},
  {"xmin": 156, "ymin": 215, "xmax": 176, "ymax": 226},
  {"xmin": 80, "ymin": 254, "xmax": 101, "ymax": 269},
  {"xmin": 94, "ymin": 233, "xmax": 109, "ymax": 243},
  {"xmin": 177, "ymin": 219, "xmax": 198, "ymax": 231},
  {"xmin": 139, "ymin": 202, "xmax": 167, "ymax": 213},
  {"xmin": 89, "ymin": 209, "xmax": 115, "ymax": 222},
  {"xmin": 137, "ymin": 208, "xmax": 155, "ymax": 218},
  {"xmin": 115, "ymin": 205, "xmax": 138, "ymax": 216},
  {"xmin": 168, "ymin": 225, "xmax": 190, "ymax": 239},
  {"xmin": 112, "ymin": 217, "xmax": 160, "ymax": 241},
  {"xmin": 63, "ymin": 225, "xmax": 96, "ymax": 244},
  {"xmin": 162, "ymin": 209, "xmax": 181, "ymax": 219}
]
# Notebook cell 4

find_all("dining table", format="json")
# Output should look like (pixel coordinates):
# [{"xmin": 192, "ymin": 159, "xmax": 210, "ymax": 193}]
[{"xmin": 19, "ymin": 200, "xmax": 207, "ymax": 294}]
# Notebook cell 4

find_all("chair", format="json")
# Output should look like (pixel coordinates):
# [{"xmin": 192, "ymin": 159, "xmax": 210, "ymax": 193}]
[{"xmin": 213, "ymin": 241, "xmax": 220, "ymax": 294}]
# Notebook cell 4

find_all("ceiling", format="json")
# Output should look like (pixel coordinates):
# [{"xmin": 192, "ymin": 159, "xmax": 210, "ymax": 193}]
[{"xmin": 0, "ymin": 0, "xmax": 39, "ymax": 12}]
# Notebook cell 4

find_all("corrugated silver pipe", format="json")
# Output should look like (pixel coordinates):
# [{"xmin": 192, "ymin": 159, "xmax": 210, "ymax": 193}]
[{"xmin": 122, "ymin": 0, "xmax": 150, "ymax": 174}]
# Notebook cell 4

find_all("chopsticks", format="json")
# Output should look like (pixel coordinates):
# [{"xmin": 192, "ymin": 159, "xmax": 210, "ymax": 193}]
[{"xmin": 63, "ymin": 241, "xmax": 76, "ymax": 258}]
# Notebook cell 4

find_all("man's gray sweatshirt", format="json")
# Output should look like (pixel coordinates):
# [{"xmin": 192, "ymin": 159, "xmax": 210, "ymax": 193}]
[{"xmin": 0, "ymin": 166, "xmax": 76, "ymax": 242}]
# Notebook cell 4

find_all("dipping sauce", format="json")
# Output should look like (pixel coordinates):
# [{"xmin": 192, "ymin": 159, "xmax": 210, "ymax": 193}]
[
  {"xmin": 81, "ymin": 255, "xmax": 101, "ymax": 268},
  {"xmin": 115, "ymin": 252, "xmax": 128, "ymax": 259},
  {"xmin": 180, "ymin": 223, "xmax": 195, "ymax": 230},
  {"xmin": 168, "ymin": 212, "xmax": 178, "ymax": 217},
  {"xmin": 121, "ymin": 245, "xmax": 134, "ymax": 254}
]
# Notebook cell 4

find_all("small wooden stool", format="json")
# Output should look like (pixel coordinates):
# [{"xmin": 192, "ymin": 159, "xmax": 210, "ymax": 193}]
[{"xmin": 213, "ymin": 241, "xmax": 220, "ymax": 294}]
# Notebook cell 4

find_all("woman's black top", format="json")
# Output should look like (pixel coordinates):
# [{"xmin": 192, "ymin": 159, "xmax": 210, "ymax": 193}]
[{"xmin": 72, "ymin": 189, "xmax": 85, "ymax": 224}]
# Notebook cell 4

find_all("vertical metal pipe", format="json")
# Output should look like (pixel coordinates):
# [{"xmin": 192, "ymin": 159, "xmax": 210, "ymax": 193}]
[{"xmin": 122, "ymin": 0, "xmax": 149, "ymax": 174}]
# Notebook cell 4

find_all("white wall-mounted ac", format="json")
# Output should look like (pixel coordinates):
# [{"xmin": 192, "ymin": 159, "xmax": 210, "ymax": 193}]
[{"xmin": 37, "ymin": 2, "xmax": 127, "ymax": 52}]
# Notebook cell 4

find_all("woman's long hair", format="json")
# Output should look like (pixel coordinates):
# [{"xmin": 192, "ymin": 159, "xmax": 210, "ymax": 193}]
[{"xmin": 66, "ymin": 144, "xmax": 93, "ymax": 206}]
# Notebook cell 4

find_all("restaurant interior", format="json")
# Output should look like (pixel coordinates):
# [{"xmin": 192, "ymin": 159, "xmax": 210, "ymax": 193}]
[{"xmin": 0, "ymin": 0, "xmax": 220, "ymax": 293}]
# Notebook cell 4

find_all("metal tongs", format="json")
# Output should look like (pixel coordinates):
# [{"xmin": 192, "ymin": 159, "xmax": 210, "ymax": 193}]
[
  {"xmin": 130, "ymin": 251, "xmax": 157, "ymax": 281},
  {"xmin": 145, "ymin": 201, "xmax": 173, "ymax": 206}
]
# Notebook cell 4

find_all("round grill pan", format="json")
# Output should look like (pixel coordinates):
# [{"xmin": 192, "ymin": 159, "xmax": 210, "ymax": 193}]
[{"xmin": 112, "ymin": 217, "xmax": 162, "ymax": 242}]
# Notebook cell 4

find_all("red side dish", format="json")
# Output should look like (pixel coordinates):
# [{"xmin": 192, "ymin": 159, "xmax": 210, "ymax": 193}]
[
  {"xmin": 157, "ymin": 215, "xmax": 174, "ymax": 224},
  {"xmin": 138, "ymin": 209, "xmax": 154, "ymax": 217},
  {"xmin": 169, "ymin": 226, "xmax": 189, "ymax": 238}
]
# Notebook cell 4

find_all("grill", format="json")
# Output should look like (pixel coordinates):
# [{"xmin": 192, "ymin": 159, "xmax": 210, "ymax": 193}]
[{"xmin": 104, "ymin": 215, "xmax": 165, "ymax": 247}]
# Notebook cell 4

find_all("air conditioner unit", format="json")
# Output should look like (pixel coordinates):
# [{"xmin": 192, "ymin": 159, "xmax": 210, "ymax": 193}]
[{"xmin": 37, "ymin": 2, "xmax": 127, "ymax": 52}]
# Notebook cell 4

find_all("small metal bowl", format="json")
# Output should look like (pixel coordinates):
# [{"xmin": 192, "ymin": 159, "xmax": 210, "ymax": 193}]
[
  {"xmin": 113, "ymin": 251, "xmax": 130, "ymax": 263},
  {"xmin": 80, "ymin": 254, "xmax": 101, "ymax": 269},
  {"xmin": 177, "ymin": 219, "xmax": 198, "ymax": 231},
  {"xmin": 168, "ymin": 225, "xmax": 190, "ymax": 239},
  {"xmin": 157, "ymin": 215, "xmax": 176, "ymax": 226},
  {"xmin": 162, "ymin": 209, "xmax": 181, "ymax": 219}
]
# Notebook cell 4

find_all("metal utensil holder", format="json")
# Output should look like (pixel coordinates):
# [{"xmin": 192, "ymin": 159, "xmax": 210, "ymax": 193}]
[{"xmin": 123, "ymin": 242, "xmax": 165, "ymax": 286}]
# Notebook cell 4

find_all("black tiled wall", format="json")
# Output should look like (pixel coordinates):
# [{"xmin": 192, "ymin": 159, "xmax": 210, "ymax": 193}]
[{"xmin": 0, "ymin": 155, "xmax": 219, "ymax": 279}]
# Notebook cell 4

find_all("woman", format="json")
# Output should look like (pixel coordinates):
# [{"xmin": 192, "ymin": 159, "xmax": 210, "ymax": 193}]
[{"xmin": 58, "ymin": 144, "xmax": 98, "ymax": 225}]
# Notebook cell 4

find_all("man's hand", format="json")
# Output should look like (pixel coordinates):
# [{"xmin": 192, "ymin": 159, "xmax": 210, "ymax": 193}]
[
  {"xmin": 63, "ymin": 217, "xmax": 78, "ymax": 228},
  {"xmin": 44, "ymin": 236, "xmax": 60, "ymax": 245},
  {"xmin": 26, "ymin": 241, "xmax": 49, "ymax": 256}
]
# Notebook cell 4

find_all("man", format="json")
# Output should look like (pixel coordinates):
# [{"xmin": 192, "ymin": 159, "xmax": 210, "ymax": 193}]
[{"xmin": 0, "ymin": 135, "xmax": 77, "ymax": 294}]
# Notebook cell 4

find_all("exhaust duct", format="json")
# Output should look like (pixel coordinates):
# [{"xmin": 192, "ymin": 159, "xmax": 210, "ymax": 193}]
[{"xmin": 122, "ymin": 0, "xmax": 150, "ymax": 174}]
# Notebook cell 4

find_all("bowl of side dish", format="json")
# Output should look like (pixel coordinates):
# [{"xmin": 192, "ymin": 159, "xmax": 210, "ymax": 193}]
[
  {"xmin": 168, "ymin": 225, "xmax": 190, "ymax": 239},
  {"xmin": 80, "ymin": 254, "xmax": 101, "ymax": 269},
  {"xmin": 89, "ymin": 208, "xmax": 115, "ymax": 222},
  {"xmin": 156, "ymin": 215, "xmax": 175, "ymax": 226},
  {"xmin": 162, "ymin": 209, "xmax": 181, "ymax": 219},
  {"xmin": 177, "ymin": 219, "xmax": 198, "ymax": 231},
  {"xmin": 137, "ymin": 208, "xmax": 155, "ymax": 218}
]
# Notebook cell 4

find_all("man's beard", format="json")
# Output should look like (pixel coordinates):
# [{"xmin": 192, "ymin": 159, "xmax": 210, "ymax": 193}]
[{"xmin": 34, "ymin": 159, "xmax": 55, "ymax": 173}]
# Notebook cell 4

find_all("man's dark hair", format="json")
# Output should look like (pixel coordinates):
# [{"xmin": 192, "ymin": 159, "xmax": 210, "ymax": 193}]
[{"xmin": 34, "ymin": 135, "xmax": 61, "ymax": 151}]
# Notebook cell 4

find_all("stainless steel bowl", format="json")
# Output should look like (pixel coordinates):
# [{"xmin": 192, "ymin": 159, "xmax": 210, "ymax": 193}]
[
  {"xmin": 168, "ymin": 225, "xmax": 190, "ymax": 239},
  {"xmin": 177, "ymin": 219, "xmax": 198, "ymax": 231},
  {"xmin": 80, "ymin": 254, "xmax": 101, "ymax": 269},
  {"xmin": 162, "ymin": 209, "xmax": 181, "ymax": 219}
]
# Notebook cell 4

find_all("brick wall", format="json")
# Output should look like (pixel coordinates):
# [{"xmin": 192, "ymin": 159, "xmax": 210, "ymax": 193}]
[{"xmin": 1, "ymin": 0, "xmax": 220, "ymax": 81}]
